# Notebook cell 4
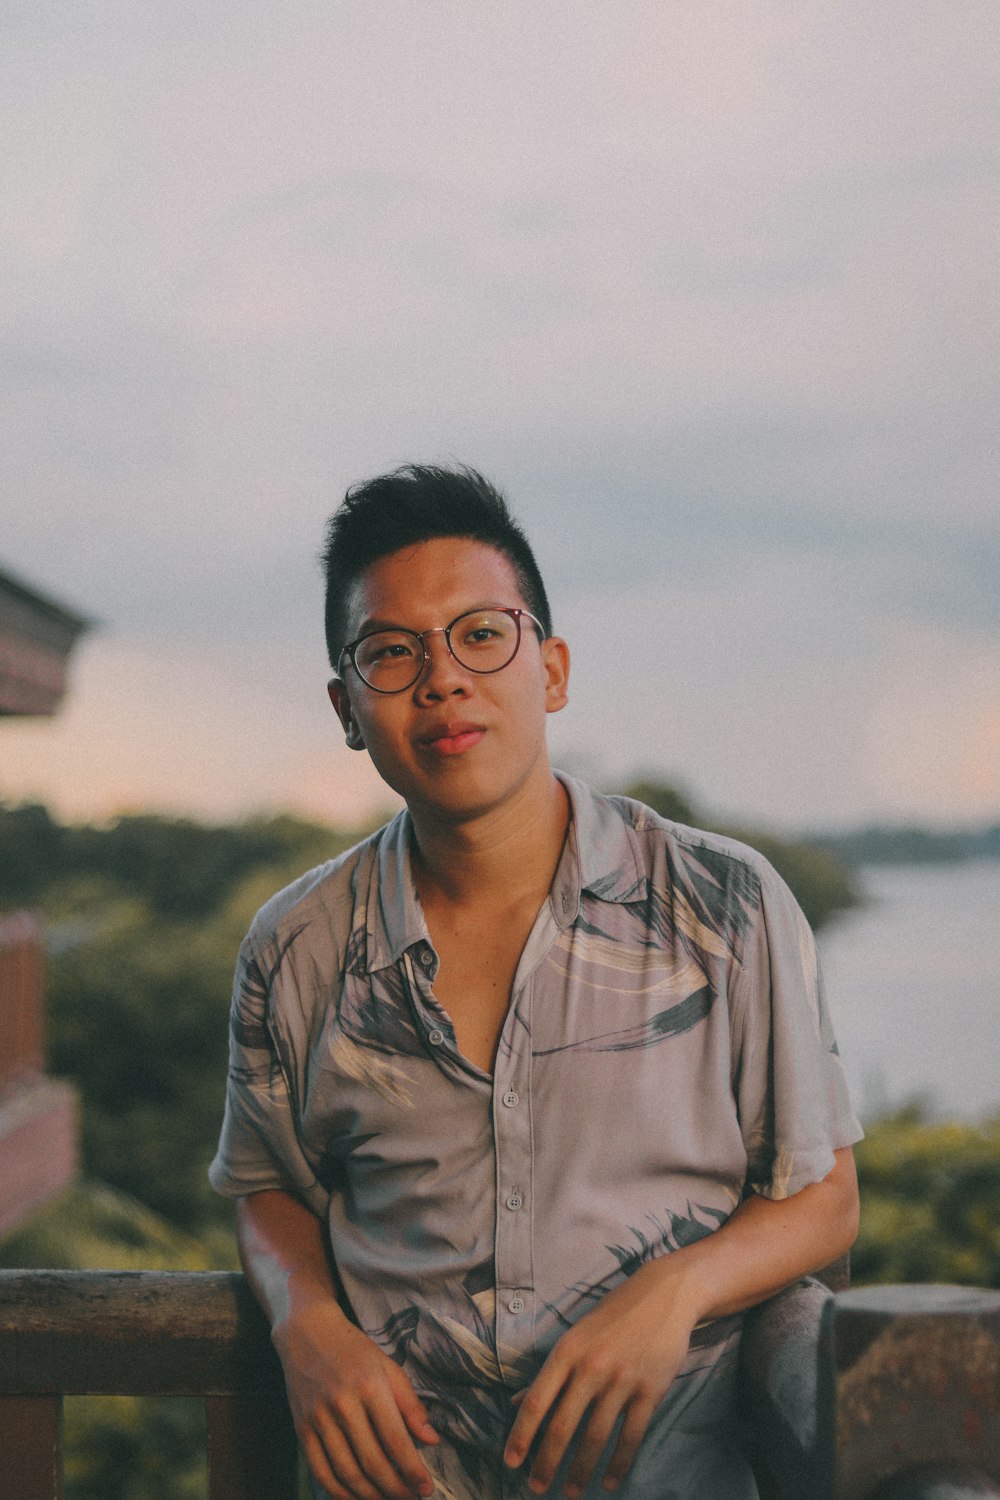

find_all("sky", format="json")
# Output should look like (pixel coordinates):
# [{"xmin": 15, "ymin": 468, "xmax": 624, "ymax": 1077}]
[{"xmin": 2, "ymin": 0, "xmax": 998, "ymax": 833}]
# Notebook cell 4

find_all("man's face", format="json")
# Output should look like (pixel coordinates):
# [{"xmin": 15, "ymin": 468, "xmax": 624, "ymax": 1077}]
[{"xmin": 328, "ymin": 537, "xmax": 569, "ymax": 824}]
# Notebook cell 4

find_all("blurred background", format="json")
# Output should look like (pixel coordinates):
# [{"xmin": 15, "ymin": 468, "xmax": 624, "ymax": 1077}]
[{"xmin": 1, "ymin": 3, "xmax": 997, "ymax": 1496}]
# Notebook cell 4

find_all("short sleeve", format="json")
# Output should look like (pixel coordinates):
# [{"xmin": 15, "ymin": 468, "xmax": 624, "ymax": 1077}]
[
  {"xmin": 733, "ymin": 862, "xmax": 863, "ymax": 1200},
  {"xmin": 208, "ymin": 930, "xmax": 331, "ymax": 1219}
]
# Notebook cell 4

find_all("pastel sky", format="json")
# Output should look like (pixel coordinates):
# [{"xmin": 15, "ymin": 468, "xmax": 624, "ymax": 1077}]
[{"xmin": 3, "ymin": 1, "xmax": 997, "ymax": 832}]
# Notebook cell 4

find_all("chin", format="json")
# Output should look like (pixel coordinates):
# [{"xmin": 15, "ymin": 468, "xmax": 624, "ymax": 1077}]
[
  {"xmin": 399, "ymin": 769, "xmax": 521, "ymax": 825},
  {"xmin": 371, "ymin": 740, "xmax": 548, "ymax": 824}
]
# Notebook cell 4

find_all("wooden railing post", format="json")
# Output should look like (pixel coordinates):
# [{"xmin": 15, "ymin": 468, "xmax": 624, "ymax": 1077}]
[
  {"xmin": 0, "ymin": 1394, "xmax": 63, "ymax": 1500},
  {"xmin": 206, "ymin": 1394, "xmax": 299, "ymax": 1500}
]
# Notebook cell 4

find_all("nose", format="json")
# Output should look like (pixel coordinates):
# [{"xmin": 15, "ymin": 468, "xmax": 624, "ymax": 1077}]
[{"xmin": 412, "ymin": 627, "xmax": 470, "ymax": 700}]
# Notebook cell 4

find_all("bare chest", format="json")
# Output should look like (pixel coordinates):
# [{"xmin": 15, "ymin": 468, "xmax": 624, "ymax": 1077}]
[{"xmin": 424, "ymin": 905, "xmax": 543, "ymax": 1073}]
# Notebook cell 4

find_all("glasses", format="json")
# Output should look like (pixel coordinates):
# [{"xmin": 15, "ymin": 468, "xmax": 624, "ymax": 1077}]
[{"xmin": 339, "ymin": 607, "xmax": 546, "ymax": 694}]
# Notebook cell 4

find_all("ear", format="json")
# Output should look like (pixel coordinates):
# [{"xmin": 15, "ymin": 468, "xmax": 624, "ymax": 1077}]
[
  {"xmin": 541, "ymin": 636, "xmax": 570, "ymax": 715},
  {"xmin": 327, "ymin": 677, "xmax": 367, "ymax": 751}
]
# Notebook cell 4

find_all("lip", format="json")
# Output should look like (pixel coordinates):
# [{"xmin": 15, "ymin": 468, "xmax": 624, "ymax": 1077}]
[{"xmin": 416, "ymin": 721, "xmax": 487, "ymax": 756}]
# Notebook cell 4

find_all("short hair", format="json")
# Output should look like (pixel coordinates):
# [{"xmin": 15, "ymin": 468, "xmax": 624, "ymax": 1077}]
[{"xmin": 321, "ymin": 464, "xmax": 552, "ymax": 667}]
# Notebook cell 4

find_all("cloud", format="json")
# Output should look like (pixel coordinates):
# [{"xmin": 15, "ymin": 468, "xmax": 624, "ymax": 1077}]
[{"xmin": 1, "ymin": 1, "xmax": 997, "ymax": 826}]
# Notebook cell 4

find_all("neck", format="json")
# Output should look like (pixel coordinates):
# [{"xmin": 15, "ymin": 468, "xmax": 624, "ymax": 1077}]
[{"xmin": 409, "ymin": 768, "xmax": 570, "ymax": 908}]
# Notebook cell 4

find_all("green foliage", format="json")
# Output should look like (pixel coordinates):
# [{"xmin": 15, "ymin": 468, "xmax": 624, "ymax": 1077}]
[
  {"xmin": 46, "ymin": 903, "xmax": 237, "ymax": 1231},
  {"xmin": 616, "ymin": 779, "xmax": 698, "ymax": 826},
  {"xmin": 0, "ymin": 1179, "xmax": 237, "ymax": 1272},
  {"xmin": 619, "ymin": 779, "xmax": 859, "ymax": 931},
  {"xmin": 0, "ymin": 801, "xmax": 352, "ymax": 918},
  {"xmin": 0, "ymin": 800, "xmax": 67, "ymax": 905},
  {"xmin": 854, "ymin": 1108, "xmax": 1000, "ymax": 1288},
  {"xmin": 63, "ymin": 1396, "xmax": 207, "ymax": 1500},
  {"xmin": 0, "ymin": 799, "xmax": 361, "ymax": 1234}
]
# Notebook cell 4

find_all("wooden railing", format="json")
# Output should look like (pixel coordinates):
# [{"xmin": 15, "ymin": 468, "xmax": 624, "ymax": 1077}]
[
  {"xmin": 1, "ymin": 1269, "xmax": 998, "ymax": 1499},
  {"xmin": 0, "ymin": 1270, "xmax": 297, "ymax": 1500}
]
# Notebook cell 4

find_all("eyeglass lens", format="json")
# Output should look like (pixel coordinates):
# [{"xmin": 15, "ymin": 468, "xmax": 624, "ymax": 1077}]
[{"xmin": 353, "ymin": 610, "xmax": 521, "ymax": 691}]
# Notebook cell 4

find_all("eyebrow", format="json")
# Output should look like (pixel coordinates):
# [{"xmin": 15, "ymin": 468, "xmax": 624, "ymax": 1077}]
[{"xmin": 350, "ymin": 603, "xmax": 509, "ymax": 639}]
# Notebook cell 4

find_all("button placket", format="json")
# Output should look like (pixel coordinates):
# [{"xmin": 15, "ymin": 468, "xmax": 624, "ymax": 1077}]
[{"xmin": 493, "ymin": 984, "xmax": 535, "ymax": 1376}]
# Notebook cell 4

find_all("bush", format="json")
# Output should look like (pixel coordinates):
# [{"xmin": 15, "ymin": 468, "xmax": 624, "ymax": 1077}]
[{"xmin": 853, "ymin": 1108, "xmax": 1000, "ymax": 1288}]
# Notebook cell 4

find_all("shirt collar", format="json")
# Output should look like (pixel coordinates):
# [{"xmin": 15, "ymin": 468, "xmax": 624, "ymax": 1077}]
[
  {"xmin": 552, "ymin": 773, "xmax": 647, "ymax": 925},
  {"xmin": 365, "ymin": 809, "xmax": 429, "ymax": 972},
  {"xmin": 362, "ymin": 773, "xmax": 647, "ymax": 969}
]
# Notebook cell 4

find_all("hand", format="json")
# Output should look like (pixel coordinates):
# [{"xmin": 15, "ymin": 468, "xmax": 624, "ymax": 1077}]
[
  {"xmin": 272, "ymin": 1298, "xmax": 439, "ymax": 1500},
  {"xmin": 502, "ymin": 1260, "xmax": 697, "ymax": 1497}
]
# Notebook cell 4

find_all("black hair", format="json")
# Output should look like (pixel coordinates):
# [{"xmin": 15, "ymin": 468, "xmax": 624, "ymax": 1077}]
[{"xmin": 321, "ymin": 464, "xmax": 552, "ymax": 667}]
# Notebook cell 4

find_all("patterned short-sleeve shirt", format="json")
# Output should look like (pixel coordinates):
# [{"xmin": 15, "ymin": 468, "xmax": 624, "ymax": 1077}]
[{"xmin": 210, "ymin": 776, "xmax": 862, "ymax": 1499}]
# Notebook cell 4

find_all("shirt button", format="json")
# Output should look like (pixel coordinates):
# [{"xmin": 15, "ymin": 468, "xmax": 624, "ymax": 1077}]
[
  {"xmin": 560, "ymin": 890, "xmax": 573, "ymax": 914},
  {"xmin": 508, "ymin": 1294, "xmax": 525, "ymax": 1313},
  {"xmin": 428, "ymin": 1028, "xmax": 444, "ymax": 1046},
  {"xmin": 506, "ymin": 1192, "xmax": 523, "ymax": 1211},
  {"xmin": 418, "ymin": 946, "xmax": 434, "ymax": 971},
  {"xmin": 502, "ymin": 1089, "xmax": 519, "ymax": 1107}
]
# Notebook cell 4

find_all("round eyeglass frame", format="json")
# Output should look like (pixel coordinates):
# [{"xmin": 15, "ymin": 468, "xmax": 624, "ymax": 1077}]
[{"xmin": 338, "ymin": 606, "xmax": 547, "ymax": 694}]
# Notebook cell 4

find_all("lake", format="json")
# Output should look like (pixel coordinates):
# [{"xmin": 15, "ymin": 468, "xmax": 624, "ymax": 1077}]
[{"xmin": 817, "ymin": 861, "xmax": 1000, "ymax": 1122}]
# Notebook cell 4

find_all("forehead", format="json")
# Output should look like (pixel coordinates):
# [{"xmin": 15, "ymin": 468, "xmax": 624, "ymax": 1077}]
[{"xmin": 344, "ymin": 537, "xmax": 526, "ymax": 635}]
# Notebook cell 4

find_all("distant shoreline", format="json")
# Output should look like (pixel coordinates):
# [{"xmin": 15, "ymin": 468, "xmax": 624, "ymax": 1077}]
[{"xmin": 807, "ymin": 824, "xmax": 1000, "ymax": 867}]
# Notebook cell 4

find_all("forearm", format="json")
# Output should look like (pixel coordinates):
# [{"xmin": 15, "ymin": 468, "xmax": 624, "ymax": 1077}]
[
  {"xmin": 236, "ymin": 1189, "xmax": 438, "ymax": 1500},
  {"xmin": 503, "ymin": 1147, "xmax": 859, "ymax": 1493},
  {"xmin": 235, "ymin": 1187, "xmax": 348, "ymax": 1334},
  {"xmin": 648, "ymin": 1145, "xmax": 860, "ymax": 1326}
]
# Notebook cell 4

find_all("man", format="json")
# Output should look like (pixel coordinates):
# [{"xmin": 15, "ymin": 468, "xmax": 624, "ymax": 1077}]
[{"xmin": 210, "ymin": 464, "xmax": 861, "ymax": 1500}]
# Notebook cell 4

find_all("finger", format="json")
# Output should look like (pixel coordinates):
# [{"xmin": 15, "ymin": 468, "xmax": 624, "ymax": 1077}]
[
  {"xmin": 300, "ymin": 1434, "xmax": 352, "ymax": 1500},
  {"xmin": 349, "ymin": 1415, "xmax": 431, "ymax": 1500},
  {"xmin": 303, "ymin": 1418, "xmax": 380, "ymax": 1500},
  {"xmin": 366, "ymin": 1388, "xmax": 437, "ymax": 1496},
  {"xmin": 600, "ymin": 1393, "xmax": 658, "ymax": 1493},
  {"xmin": 503, "ymin": 1363, "xmax": 570, "ymax": 1469},
  {"xmin": 386, "ymin": 1361, "xmax": 440, "ymax": 1448},
  {"xmin": 562, "ymin": 1390, "xmax": 624, "ymax": 1499},
  {"xmin": 317, "ymin": 1399, "xmax": 419, "ymax": 1500},
  {"xmin": 525, "ymin": 1382, "xmax": 597, "ymax": 1494}
]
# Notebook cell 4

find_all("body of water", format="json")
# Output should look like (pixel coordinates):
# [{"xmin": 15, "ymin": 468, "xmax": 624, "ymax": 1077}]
[{"xmin": 817, "ymin": 861, "xmax": 1000, "ymax": 1122}]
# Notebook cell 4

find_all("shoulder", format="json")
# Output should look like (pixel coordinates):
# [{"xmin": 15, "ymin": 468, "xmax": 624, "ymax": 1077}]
[
  {"xmin": 591, "ymin": 782, "xmax": 782, "ymax": 894},
  {"xmin": 590, "ymin": 791, "xmax": 817, "ymax": 996},
  {"xmin": 243, "ymin": 821, "xmax": 387, "ymax": 966}
]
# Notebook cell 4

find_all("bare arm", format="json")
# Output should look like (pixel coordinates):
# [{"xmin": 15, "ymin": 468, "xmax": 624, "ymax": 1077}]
[
  {"xmin": 504, "ymin": 1146, "xmax": 859, "ymax": 1497},
  {"xmin": 236, "ymin": 1189, "xmax": 438, "ymax": 1500}
]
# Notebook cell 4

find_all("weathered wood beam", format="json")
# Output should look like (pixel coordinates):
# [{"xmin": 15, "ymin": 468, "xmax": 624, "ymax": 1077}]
[{"xmin": 0, "ymin": 1270, "xmax": 286, "ymax": 1396}]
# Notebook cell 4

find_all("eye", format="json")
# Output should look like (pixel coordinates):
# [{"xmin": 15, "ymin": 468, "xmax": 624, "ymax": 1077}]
[
  {"xmin": 357, "ymin": 632, "xmax": 420, "ymax": 667},
  {"xmin": 454, "ymin": 612, "xmax": 512, "ymax": 650}
]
